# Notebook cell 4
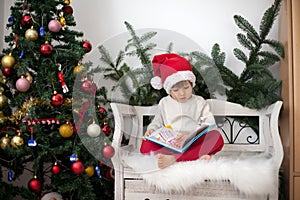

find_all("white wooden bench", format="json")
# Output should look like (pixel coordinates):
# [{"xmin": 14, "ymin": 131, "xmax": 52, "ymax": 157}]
[{"xmin": 110, "ymin": 99, "xmax": 283, "ymax": 200}]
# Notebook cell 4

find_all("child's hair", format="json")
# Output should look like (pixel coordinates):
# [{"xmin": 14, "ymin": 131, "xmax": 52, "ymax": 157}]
[{"xmin": 171, "ymin": 80, "xmax": 193, "ymax": 89}]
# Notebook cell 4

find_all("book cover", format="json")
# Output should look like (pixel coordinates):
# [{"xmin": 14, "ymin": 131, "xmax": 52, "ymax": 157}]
[{"xmin": 145, "ymin": 124, "xmax": 214, "ymax": 154}]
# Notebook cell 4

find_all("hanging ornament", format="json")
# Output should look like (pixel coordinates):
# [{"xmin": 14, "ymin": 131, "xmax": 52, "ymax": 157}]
[
  {"xmin": 102, "ymin": 124, "xmax": 111, "ymax": 136},
  {"xmin": 28, "ymin": 176, "xmax": 42, "ymax": 193},
  {"xmin": 81, "ymin": 80, "xmax": 97, "ymax": 94},
  {"xmin": 27, "ymin": 139, "xmax": 37, "ymax": 149},
  {"xmin": 19, "ymin": 50, "xmax": 24, "ymax": 59},
  {"xmin": 82, "ymin": 40, "xmax": 92, "ymax": 52},
  {"xmin": 0, "ymin": 134, "xmax": 11, "ymax": 150},
  {"xmin": 95, "ymin": 166, "xmax": 102, "ymax": 179},
  {"xmin": 39, "ymin": 26, "xmax": 45, "ymax": 36},
  {"xmin": 73, "ymin": 63, "xmax": 84, "ymax": 75},
  {"xmin": 10, "ymin": 132, "xmax": 24, "ymax": 148},
  {"xmin": 8, "ymin": 170, "xmax": 13, "ymax": 181},
  {"xmin": 59, "ymin": 122, "xmax": 73, "ymax": 138},
  {"xmin": 21, "ymin": 14, "xmax": 33, "ymax": 27},
  {"xmin": 0, "ymin": 91, "xmax": 8, "ymax": 109},
  {"xmin": 16, "ymin": 76, "xmax": 31, "ymax": 92},
  {"xmin": 40, "ymin": 192, "xmax": 63, "ymax": 200},
  {"xmin": 63, "ymin": 5, "xmax": 73, "ymax": 15},
  {"xmin": 0, "ymin": 111, "xmax": 7, "ymax": 124},
  {"xmin": 102, "ymin": 144, "xmax": 115, "ymax": 158},
  {"xmin": 25, "ymin": 26, "xmax": 38, "ymax": 41},
  {"xmin": 70, "ymin": 153, "xmax": 77, "ymax": 162},
  {"xmin": 64, "ymin": 0, "xmax": 72, "ymax": 5},
  {"xmin": 27, "ymin": 127, "xmax": 37, "ymax": 149},
  {"xmin": 40, "ymin": 41, "xmax": 53, "ymax": 56},
  {"xmin": 51, "ymin": 91, "xmax": 64, "ymax": 107},
  {"xmin": 87, "ymin": 122, "xmax": 101, "ymax": 137},
  {"xmin": 105, "ymin": 168, "xmax": 115, "ymax": 180},
  {"xmin": 2, "ymin": 67, "xmax": 13, "ymax": 76},
  {"xmin": 71, "ymin": 161, "xmax": 84, "ymax": 175},
  {"xmin": 51, "ymin": 162, "xmax": 61, "ymax": 175},
  {"xmin": 8, "ymin": 16, "xmax": 14, "ymax": 24},
  {"xmin": 59, "ymin": 16, "xmax": 66, "ymax": 27},
  {"xmin": 57, "ymin": 64, "xmax": 69, "ymax": 93},
  {"xmin": 1, "ymin": 53, "xmax": 16, "ymax": 68},
  {"xmin": 25, "ymin": 72, "xmax": 33, "ymax": 83},
  {"xmin": 98, "ymin": 106, "xmax": 107, "ymax": 114},
  {"xmin": 85, "ymin": 166, "xmax": 95, "ymax": 177},
  {"xmin": 48, "ymin": 19, "xmax": 62, "ymax": 32}
]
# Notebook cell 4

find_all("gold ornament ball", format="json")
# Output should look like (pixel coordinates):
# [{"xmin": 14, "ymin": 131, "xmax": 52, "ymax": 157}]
[
  {"xmin": 59, "ymin": 123, "xmax": 74, "ymax": 138},
  {"xmin": 25, "ymin": 28, "xmax": 38, "ymax": 41},
  {"xmin": 0, "ymin": 93, "xmax": 8, "ymax": 108},
  {"xmin": 85, "ymin": 166, "xmax": 95, "ymax": 177},
  {"xmin": 0, "ymin": 134, "xmax": 11, "ymax": 150},
  {"xmin": 1, "ymin": 54, "xmax": 16, "ymax": 68},
  {"xmin": 25, "ymin": 72, "xmax": 33, "ymax": 83},
  {"xmin": 0, "ymin": 111, "xmax": 7, "ymax": 124},
  {"xmin": 73, "ymin": 65, "xmax": 84, "ymax": 75},
  {"xmin": 10, "ymin": 134, "xmax": 24, "ymax": 148},
  {"xmin": 65, "ymin": 0, "xmax": 72, "ymax": 5},
  {"xmin": 60, "ymin": 17, "xmax": 66, "ymax": 26}
]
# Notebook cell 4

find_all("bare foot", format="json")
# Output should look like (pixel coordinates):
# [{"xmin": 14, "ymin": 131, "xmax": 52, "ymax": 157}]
[
  {"xmin": 200, "ymin": 154, "xmax": 211, "ymax": 160},
  {"xmin": 157, "ymin": 154, "xmax": 176, "ymax": 169}
]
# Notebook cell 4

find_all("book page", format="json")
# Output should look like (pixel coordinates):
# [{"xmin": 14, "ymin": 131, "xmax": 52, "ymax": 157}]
[
  {"xmin": 148, "ymin": 127, "xmax": 178, "ymax": 147},
  {"xmin": 179, "ymin": 124, "xmax": 209, "ymax": 148}
]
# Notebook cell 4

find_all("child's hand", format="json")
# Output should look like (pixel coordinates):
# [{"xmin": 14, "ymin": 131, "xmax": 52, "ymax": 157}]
[
  {"xmin": 144, "ymin": 129, "xmax": 154, "ymax": 137},
  {"xmin": 175, "ymin": 132, "xmax": 188, "ymax": 146}
]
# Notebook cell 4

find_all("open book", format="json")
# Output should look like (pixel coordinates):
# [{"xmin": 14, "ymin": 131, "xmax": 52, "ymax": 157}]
[{"xmin": 145, "ymin": 124, "xmax": 214, "ymax": 153}]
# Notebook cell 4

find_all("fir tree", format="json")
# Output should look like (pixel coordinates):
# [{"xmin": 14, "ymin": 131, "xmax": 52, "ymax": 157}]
[
  {"xmin": 0, "ymin": 0, "xmax": 114, "ymax": 199},
  {"xmin": 207, "ymin": 0, "xmax": 284, "ymax": 109}
]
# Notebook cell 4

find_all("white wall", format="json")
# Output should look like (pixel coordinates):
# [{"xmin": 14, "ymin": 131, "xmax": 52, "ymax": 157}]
[{"xmin": 1, "ymin": 0, "xmax": 278, "ymax": 76}]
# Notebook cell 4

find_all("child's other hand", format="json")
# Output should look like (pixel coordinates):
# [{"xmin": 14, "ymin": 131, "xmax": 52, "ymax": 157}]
[
  {"xmin": 175, "ymin": 132, "xmax": 188, "ymax": 146},
  {"xmin": 144, "ymin": 129, "xmax": 154, "ymax": 137}
]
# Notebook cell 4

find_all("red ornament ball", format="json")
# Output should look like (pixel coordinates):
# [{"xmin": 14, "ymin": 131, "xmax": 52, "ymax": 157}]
[
  {"xmin": 40, "ymin": 43, "xmax": 53, "ymax": 56},
  {"xmin": 16, "ymin": 77, "xmax": 30, "ymax": 92},
  {"xmin": 51, "ymin": 92, "xmax": 64, "ymax": 107},
  {"xmin": 51, "ymin": 164, "xmax": 61, "ymax": 175},
  {"xmin": 105, "ymin": 168, "xmax": 115, "ymax": 180},
  {"xmin": 63, "ymin": 5, "xmax": 73, "ymax": 15},
  {"xmin": 71, "ymin": 161, "xmax": 85, "ymax": 175},
  {"xmin": 81, "ymin": 80, "xmax": 97, "ymax": 94},
  {"xmin": 102, "ymin": 145, "xmax": 115, "ymax": 158},
  {"xmin": 102, "ymin": 125, "xmax": 111, "ymax": 136},
  {"xmin": 83, "ymin": 40, "xmax": 92, "ymax": 52},
  {"xmin": 98, "ymin": 107, "xmax": 107, "ymax": 114},
  {"xmin": 28, "ymin": 177, "xmax": 42, "ymax": 193},
  {"xmin": 21, "ymin": 15, "xmax": 33, "ymax": 26},
  {"xmin": 2, "ymin": 67, "xmax": 13, "ymax": 76}
]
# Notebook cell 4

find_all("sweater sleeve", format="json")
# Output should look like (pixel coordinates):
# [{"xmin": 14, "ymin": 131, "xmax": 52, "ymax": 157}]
[
  {"xmin": 199, "ymin": 101, "xmax": 216, "ymax": 125},
  {"xmin": 147, "ymin": 104, "xmax": 164, "ymax": 131}
]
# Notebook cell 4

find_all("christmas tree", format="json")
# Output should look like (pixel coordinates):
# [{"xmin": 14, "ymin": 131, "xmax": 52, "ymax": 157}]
[{"xmin": 0, "ymin": 0, "xmax": 114, "ymax": 199}]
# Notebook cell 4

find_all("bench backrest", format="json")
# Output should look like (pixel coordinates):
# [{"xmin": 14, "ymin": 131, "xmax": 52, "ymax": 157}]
[{"xmin": 110, "ymin": 99, "xmax": 283, "ymax": 166}]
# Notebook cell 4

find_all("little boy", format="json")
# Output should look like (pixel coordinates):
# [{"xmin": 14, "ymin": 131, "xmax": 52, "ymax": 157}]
[{"xmin": 140, "ymin": 53, "xmax": 224, "ymax": 169}]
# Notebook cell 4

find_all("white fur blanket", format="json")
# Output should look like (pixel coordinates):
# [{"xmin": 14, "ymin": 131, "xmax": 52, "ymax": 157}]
[{"xmin": 122, "ymin": 153, "xmax": 275, "ymax": 196}]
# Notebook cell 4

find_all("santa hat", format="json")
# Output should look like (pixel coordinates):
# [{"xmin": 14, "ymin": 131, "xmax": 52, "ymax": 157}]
[{"xmin": 150, "ymin": 53, "xmax": 196, "ymax": 94}]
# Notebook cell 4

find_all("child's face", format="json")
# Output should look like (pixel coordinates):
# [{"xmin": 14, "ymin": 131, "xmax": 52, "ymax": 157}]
[{"xmin": 169, "ymin": 81, "xmax": 193, "ymax": 103}]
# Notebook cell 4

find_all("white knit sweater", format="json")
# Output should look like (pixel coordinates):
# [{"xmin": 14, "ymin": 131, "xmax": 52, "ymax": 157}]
[{"xmin": 147, "ymin": 95, "xmax": 215, "ymax": 134}]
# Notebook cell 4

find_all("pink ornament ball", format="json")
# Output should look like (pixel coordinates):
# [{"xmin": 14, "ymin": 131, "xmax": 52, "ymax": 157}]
[
  {"xmin": 16, "ymin": 77, "xmax": 30, "ymax": 92},
  {"xmin": 48, "ymin": 19, "xmax": 62, "ymax": 32},
  {"xmin": 102, "ymin": 145, "xmax": 115, "ymax": 158}
]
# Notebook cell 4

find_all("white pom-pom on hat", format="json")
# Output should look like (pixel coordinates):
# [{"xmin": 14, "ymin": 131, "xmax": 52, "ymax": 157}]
[{"xmin": 150, "ymin": 76, "xmax": 163, "ymax": 90}]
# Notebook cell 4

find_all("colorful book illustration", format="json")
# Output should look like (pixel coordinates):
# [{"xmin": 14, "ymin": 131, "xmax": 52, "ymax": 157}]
[{"xmin": 145, "ymin": 124, "xmax": 214, "ymax": 153}]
